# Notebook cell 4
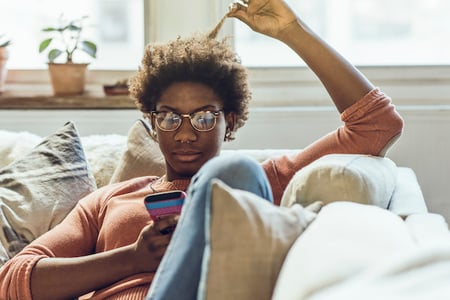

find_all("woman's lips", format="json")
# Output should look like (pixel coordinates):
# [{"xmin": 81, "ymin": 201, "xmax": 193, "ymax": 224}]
[{"xmin": 172, "ymin": 151, "xmax": 202, "ymax": 162}]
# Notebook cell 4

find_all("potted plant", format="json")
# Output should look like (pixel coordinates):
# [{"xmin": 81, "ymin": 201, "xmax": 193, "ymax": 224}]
[
  {"xmin": 39, "ymin": 15, "xmax": 97, "ymax": 96},
  {"xmin": 0, "ymin": 34, "xmax": 11, "ymax": 93}
]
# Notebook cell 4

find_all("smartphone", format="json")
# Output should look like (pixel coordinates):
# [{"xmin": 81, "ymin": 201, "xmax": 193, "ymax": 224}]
[{"xmin": 144, "ymin": 190, "xmax": 186, "ymax": 222}]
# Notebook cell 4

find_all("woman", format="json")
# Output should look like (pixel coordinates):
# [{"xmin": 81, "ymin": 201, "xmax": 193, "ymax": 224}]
[{"xmin": 0, "ymin": 0, "xmax": 403, "ymax": 299}]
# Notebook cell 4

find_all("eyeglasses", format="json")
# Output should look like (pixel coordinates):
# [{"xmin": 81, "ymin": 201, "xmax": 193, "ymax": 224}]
[{"xmin": 150, "ymin": 110, "xmax": 224, "ymax": 132}]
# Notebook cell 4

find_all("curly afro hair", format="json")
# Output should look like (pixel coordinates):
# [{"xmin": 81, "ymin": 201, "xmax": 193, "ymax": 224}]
[{"xmin": 129, "ymin": 31, "xmax": 252, "ymax": 140}]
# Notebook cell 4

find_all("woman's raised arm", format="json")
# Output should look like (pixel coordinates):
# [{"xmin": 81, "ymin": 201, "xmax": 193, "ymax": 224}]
[{"xmin": 228, "ymin": 0, "xmax": 373, "ymax": 112}]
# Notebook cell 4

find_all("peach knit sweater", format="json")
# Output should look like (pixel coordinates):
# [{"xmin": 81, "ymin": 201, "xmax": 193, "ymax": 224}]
[{"xmin": 0, "ymin": 88, "xmax": 403, "ymax": 299}]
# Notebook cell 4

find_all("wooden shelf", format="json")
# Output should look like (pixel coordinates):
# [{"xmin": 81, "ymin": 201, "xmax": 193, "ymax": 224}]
[
  {"xmin": 0, "ymin": 84, "xmax": 136, "ymax": 109},
  {"xmin": 0, "ymin": 95, "xmax": 136, "ymax": 109}
]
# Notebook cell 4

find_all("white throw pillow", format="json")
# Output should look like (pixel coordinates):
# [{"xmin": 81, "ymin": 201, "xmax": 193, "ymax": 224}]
[
  {"xmin": 0, "ymin": 130, "xmax": 42, "ymax": 169},
  {"xmin": 281, "ymin": 154, "xmax": 398, "ymax": 209},
  {"xmin": 0, "ymin": 121, "xmax": 97, "ymax": 266},
  {"xmin": 81, "ymin": 134, "xmax": 127, "ymax": 187},
  {"xmin": 200, "ymin": 179, "xmax": 317, "ymax": 300},
  {"xmin": 272, "ymin": 202, "xmax": 416, "ymax": 300}
]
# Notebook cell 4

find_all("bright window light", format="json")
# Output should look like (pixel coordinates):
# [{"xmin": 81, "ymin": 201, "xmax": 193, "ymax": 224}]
[
  {"xmin": 234, "ymin": 0, "xmax": 450, "ymax": 66},
  {"xmin": 0, "ymin": 0, "xmax": 144, "ymax": 70}
]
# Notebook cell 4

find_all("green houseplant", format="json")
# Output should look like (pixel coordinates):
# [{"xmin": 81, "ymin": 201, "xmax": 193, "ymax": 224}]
[
  {"xmin": 39, "ymin": 15, "xmax": 97, "ymax": 96},
  {"xmin": 0, "ymin": 34, "xmax": 11, "ymax": 93}
]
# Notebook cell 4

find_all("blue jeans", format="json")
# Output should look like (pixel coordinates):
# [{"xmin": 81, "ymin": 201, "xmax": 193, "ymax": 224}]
[{"xmin": 146, "ymin": 154, "xmax": 273, "ymax": 300}]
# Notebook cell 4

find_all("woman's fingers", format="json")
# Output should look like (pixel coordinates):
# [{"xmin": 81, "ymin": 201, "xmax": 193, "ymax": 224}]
[
  {"xmin": 152, "ymin": 215, "xmax": 179, "ymax": 235},
  {"xmin": 305, "ymin": 201, "xmax": 324, "ymax": 213},
  {"xmin": 228, "ymin": 1, "xmax": 248, "ymax": 18}
]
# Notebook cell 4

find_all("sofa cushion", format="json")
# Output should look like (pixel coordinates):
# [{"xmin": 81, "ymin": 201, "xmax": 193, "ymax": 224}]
[
  {"xmin": 280, "ymin": 154, "xmax": 398, "ymax": 209},
  {"xmin": 200, "ymin": 179, "xmax": 317, "ymax": 300},
  {"xmin": 0, "ymin": 121, "xmax": 97, "ymax": 266},
  {"xmin": 272, "ymin": 201, "xmax": 416, "ymax": 300},
  {"xmin": 109, "ymin": 119, "xmax": 165, "ymax": 183}
]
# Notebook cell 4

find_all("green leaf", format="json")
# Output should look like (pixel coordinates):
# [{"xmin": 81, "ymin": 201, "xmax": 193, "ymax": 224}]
[
  {"xmin": 48, "ymin": 49, "xmax": 63, "ymax": 62},
  {"xmin": 42, "ymin": 27, "xmax": 58, "ymax": 32},
  {"xmin": 59, "ymin": 25, "xmax": 70, "ymax": 32},
  {"xmin": 80, "ymin": 40, "xmax": 97, "ymax": 58},
  {"xmin": 39, "ymin": 38, "xmax": 53, "ymax": 53},
  {"xmin": 39, "ymin": 15, "xmax": 97, "ymax": 63},
  {"xmin": 68, "ymin": 24, "xmax": 82, "ymax": 32},
  {"xmin": 0, "ymin": 40, "xmax": 11, "ymax": 47},
  {"xmin": 1, "ymin": 34, "xmax": 12, "ymax": 47}
]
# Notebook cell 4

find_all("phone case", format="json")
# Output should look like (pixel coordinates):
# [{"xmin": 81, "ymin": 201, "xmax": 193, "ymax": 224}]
[{"xmin": 144, "ymin": 191, "xmax": 186, "ymax": 221}]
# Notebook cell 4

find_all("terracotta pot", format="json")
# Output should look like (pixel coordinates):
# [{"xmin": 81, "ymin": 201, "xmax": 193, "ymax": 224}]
[
  {"xmin": 48, "ymin": 63, "xmax": 89, "ymax": 96},
  {"xmin": 0, "ymin": 47, "xmax": 9, "ymax": 93}
]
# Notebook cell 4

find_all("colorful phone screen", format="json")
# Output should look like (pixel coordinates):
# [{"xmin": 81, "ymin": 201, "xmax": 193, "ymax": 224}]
[{"xmin": 144, "ymin": 191, "xmax": 186, "ymax": 221}]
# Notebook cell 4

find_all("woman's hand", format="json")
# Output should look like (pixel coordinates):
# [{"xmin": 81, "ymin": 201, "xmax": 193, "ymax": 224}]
[
  {"xmin": 305, "ymin": 201, "xmax": 323, "ymax": 214},
  {"xmin": 30, "ymin": 216, "xmax": 179, "ymax": 300},
  {"xmin": 227, "ymin": 0, "xmax": 297, "ymax": 40},
  {"xmin": 132, "ymin": 215, "xmax": 179, "ymax": 273}
]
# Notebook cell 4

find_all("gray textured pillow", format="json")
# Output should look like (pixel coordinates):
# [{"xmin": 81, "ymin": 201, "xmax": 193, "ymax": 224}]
[{"xmin": 0, "ymin": 121, "xmax": 97, "ymax": 266}]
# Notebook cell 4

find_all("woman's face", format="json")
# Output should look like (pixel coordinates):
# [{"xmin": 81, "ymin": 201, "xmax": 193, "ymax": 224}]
[{"xmin": 153, "ymin": 81, "xmax": 234, "ymax": 181}]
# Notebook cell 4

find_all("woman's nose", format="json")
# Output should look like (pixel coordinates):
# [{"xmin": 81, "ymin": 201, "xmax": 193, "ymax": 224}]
[{"xmin": 174, "ymin": 117, "xmax": 197, "ymax": 143}]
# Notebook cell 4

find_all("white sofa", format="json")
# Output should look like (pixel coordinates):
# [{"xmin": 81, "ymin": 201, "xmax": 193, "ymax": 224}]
[{"xmin": 1, "ymin": 119, "xmax": 450, "ymax": 299}]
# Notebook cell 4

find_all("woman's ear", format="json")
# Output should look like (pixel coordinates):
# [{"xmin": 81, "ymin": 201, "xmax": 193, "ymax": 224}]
[
  {"xmin": 224, "ymin": 112, "xmax": 236, "ymax": 141},
  {"xmin": 142, "ymin": 113, "xmax": 159, "ymax": 142},
  {"xmin": 226, "ymin": 112, "xmax": 236, "ymax": 131},
  {"xmin": 149, "ymin": 113, "xmax": 157, "ymax": 131}
]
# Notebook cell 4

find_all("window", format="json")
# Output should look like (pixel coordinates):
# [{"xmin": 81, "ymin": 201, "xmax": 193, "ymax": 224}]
[
  {"xmin": 234, "ymin": 0, "xmax": 450, "ymax": 67},
  {"xmin": 0, "ymin": 0, "xmax": 144, "ymax": 70}
]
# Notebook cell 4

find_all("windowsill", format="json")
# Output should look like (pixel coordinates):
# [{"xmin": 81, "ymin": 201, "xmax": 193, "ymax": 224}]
[
  {"xmin": 3, "ymin": 65, "xmax": 450, "ymax": 110},
  {"xmin": 0, "ymin": 83, "xmax": 136, "ymax": 109}
]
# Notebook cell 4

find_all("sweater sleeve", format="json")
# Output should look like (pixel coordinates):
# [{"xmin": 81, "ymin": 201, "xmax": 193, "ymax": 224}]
[
  {"xmin": 0, "ymin": 188, "xmax": 107, "ymax": 300},
  {"xmin": 263, "ymin": 88, "xmax": 404, "ymax": 205}
]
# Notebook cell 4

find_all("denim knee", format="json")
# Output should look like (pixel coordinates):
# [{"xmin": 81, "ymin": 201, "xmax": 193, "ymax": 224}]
[{"xmin": 190, "ymin": 154, "xmax": 273, "ymax": 202}]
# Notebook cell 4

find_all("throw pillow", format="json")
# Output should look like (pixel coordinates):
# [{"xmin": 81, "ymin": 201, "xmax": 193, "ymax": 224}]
[
  {"xmin": 109, "ymin": 119, "xmax": 165, "ymax": 183},
  {"xmin": 81, "ymin": 134, "xmax": 127, "ymax": 187},
  {"xmin": 199, "ymin": 179, "xmax": 317, "ymax": 300},
  {"xmin": 280, "ymin": 154, "xmax": 398, "ymax": 209},
  {"xmin": 0, "ymin": 130, "xmax": 42, "ymax": 169},
  {"xmin": 0, "ymin": 121, "xmax": 97, "ymax": 266}
]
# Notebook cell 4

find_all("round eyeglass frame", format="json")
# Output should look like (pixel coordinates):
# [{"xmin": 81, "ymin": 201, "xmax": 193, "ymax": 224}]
[{"xmin": 147, "ymin": 110, "xmax": 224, "ymax": 132}]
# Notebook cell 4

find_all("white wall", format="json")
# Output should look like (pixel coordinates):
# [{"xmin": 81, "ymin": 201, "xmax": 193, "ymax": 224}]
[
  {"xmin": 387, "ymin": 107, "xmax": 450, "ymax": 221},
  {"xmin": 0, "ymin": 110, "xmax": 141, "ymax": 137}
]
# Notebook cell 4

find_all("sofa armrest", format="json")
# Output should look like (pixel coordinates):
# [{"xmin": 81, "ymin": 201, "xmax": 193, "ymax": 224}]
[
  {"xmin": 405, "ymin": 213, "xmax": 450, "ymax": 246},
  {"xmin": 388, "ymin": 167, "xmax": 427, "ymax": 217}
]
